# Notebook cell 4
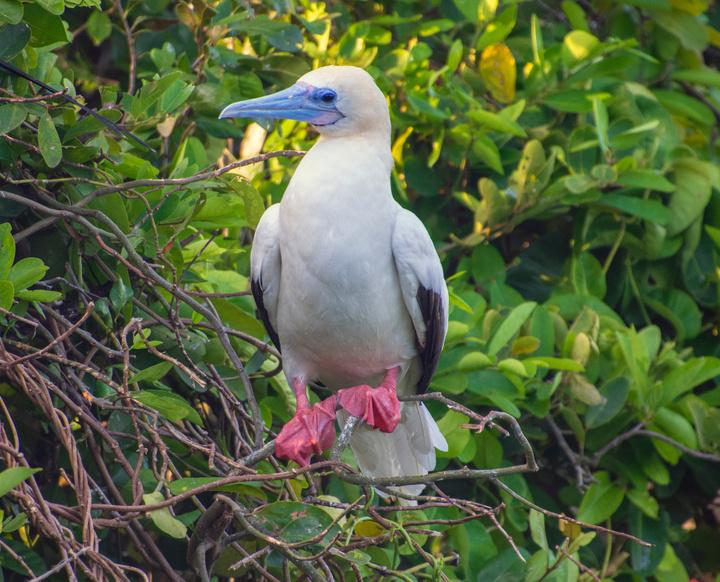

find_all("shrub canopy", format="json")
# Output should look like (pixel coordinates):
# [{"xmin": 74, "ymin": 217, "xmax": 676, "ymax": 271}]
[{"xmin": 1, "ymin": 0, "xmax": 719, "ymax": 580}]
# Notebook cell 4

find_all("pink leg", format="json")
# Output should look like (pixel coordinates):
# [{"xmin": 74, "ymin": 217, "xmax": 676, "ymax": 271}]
[
  {"xmin": 337, "ymin": 367, "xmax": 402, "ymax": 433},
  {"xmin": 274, "ymin": 378, "xmax": 337, "ymax": 466}
]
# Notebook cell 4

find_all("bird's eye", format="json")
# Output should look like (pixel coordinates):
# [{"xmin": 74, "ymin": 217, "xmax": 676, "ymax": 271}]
[{"xmin": 316, "ymin": 89, "xmax": 337, "ymax": 104}]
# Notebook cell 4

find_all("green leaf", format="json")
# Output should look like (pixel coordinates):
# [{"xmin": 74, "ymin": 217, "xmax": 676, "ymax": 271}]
[
  {"xmin": 544, "ymin": 90, "xmax": 592, "ymax": 113},
  {"xmin": 652, "ymin": 407, "xmax": 697, "ymax": 449},
  {"xmin": 0, "ymin": 280, "xmax": 14, "ymax": 310},
  {"xmin": 455, "ymin": 352, "xmax": 492, "ymax": 372},
  {"xmin": 23, "ymin": 3, "xmax": 71, "ymax": 47},
  {"xmin": 659, "ymin": 357, "xmax": 720, "ymax": 405},
  {"xmin": 253, "ymin": 501, "xmax": 339, "ymax": 545},
  {"xmin": 591, "ymin": 96, "xmax": 609, "ymax": 154},
  {"xmin": 562, "ymin": 0, "xmax": 589, "ymax": 31},
  {"xmin": 468, "ymin": 108, "xmax": 526, "ymax": 137},
  {"xmin": 228, "ymin": 178, "xmax": 265, "ymax": 229},
  {"xmin": 523, "ymin": 357, "xmax": 584, "ymax": 372},
  {"xmin": 115, "ymin": 152, "xmax": 159, "ymax": 179},
  {"xmin": 133, "ymin": 389, "xmax": 202, "ymax": 425},
  {"xmin": 472, "ymin": 133, "xmax": 503, "ymax": 174},
  {"xmin": 212, "ymin": 298, "xmax": 267, "ymax": 339},
  {"xmin": 86, "ymin": 10, "xmax": 111, "ymax": 46},
  {"xmin": 645, "ymin": 288, "xmax": 702, "ymax": 341},
  {"xmin": 525, "ymin": 549, "xmax": 550, "ymax": 582},
  {"xmin": 476, "ymin": 5, "xmax": 517, "ymax": 51},
  {"xmin": 0, "ymin": 223, "xmax": 15, "ymax": 280},
  {"xmin": 487, "ymin": 301, "xmax": 537, "ymax": 356},
  {"xmin": 222, "ymin": 15, "xmax": 303, "ymax": 52},
  {"xmin": 569, "ymin": 374, "xmax": 604, "ymax": 406},
  {"xmin": 570, "ymin": 252, "xmax": 605, "ymax": 298},
  {"xmin": 0, "ymin": 0, "xmax": 22, "ymax": 24},
  {"xmin": 0, "ymin": 23, "xmax": 30, "ymax": 59},
  {"xmin": 564, "ymin": 173, "xmax": 597, "ymax": 194},
  {"xmin": 627, "ymin": 488, "xmax": 659, "ymax": 519},
  {"xmin": 667, "ymin": 158, "xmax": 716, "ymax": 236},
  {"xmin": 38, "ymin": 112, "xmax": 62, "ymax": 168},
  {"xmin": 2, "ymin": 512, "xmax": 27, "ymax": 533},
  {"xmin": 35, "ymin": 0, "xmax": 64, "ymax": 15},
  {"xmin": 0, "ymin": 103, "xmax": 27, "ymax": 134},
  {"xmin": 563, "ymin": 30, "xmax": 599, "ymax": 63},
  {"xmin": 8, "ymin": 258, "xmax": 47, "ymax": 291},
  {"xmin": 633, "ymin": 440, "xmax": 670, "ymax": 485},
  {"xmin": 706, "ymin": 225, "xmax": 720, "ymax": 250},
  {"xmin": 446, "ymin": 38, "xmax": 463, "ymax": 72},
  {"xmin": 433, "ymin": 371, "xmax": 468, "ymax": 394},
  {"xmin": 629, "ymin": 508, "xmax": 667, "ymax": 575},
  {"xmin": 671, "ymin": 67, "xmax": 720, "ymax": 89},
  {"xmin": 616, "ymin": 169, "xmax": 675, "ymax": 193},
  {"xmin": 168, "ymin": 476, "xmax": 265, "ymax": 500},
  {"xmin": 0, "ymin": 467, "xmax": 41, "ymax": 498},
  {"xmin": 586, "ymin": 377, "xmax": 629, "ymax": 428},
  {"xmin": 599, "ymin": 193, "xmax": 671, "ymax": 224},
  {"xmin": 110, "ymin": 277, "xmax": 133, "ymax": 310},
  {"xmin": 436, "ymin": 409, "xmax": 470, "ymax": 458},
  {"xmin": 63, "ymin": 107, "xmax": 122, "ymax": 142},
  {"xmin": 652, "ymin": 9, "xmax": 708, "ymax": 51},
  {"xmin": 158, "ymin": 79, "xmax": 194, "ymax": 113},
  {"xmin": 129, "ymin": 362, "xmax": 173, "ymax": 385},
  {"xmin": 656, "ymin": 544, "xmax": 689, "ymax": 582},
  {"xmin": 529, "ymin": 509, "xmax": 548, "ymax": 551},
  {"xmin": 576, "ymin": 472, "xmax": 624, "ymax": 524},
  {"xmin": 14, "ymin": 289, "xmax": 61, "ymax": 302},
  {"xmin": 143, "ymin": 491, "xmax": 187, "ymax": 539},
  {"xmin": 471, "ymin": 244, "xmax": 505, "ymax": 283},
  {"xmin": 686, "ymin": 396, "xmax": 720, "ymax": 452},
  {"xmin": 654, "ymin": 89, "xmax": 715, "ymax": 126}
]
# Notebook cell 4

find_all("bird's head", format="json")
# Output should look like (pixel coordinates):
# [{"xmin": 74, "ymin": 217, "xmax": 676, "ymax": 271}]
[{"xmin": 219, "ymin": 65, "xmax": 390, "ymax": 138}]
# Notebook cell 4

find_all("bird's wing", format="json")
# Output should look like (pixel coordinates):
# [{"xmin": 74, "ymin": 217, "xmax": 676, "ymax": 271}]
[
  {"xmin": 391, "ymin": 208, "xmax": 448, "ymax": 392},
  {"xmin": 250, "ymin": 204, "xmax": 282, "ymax": 350}
]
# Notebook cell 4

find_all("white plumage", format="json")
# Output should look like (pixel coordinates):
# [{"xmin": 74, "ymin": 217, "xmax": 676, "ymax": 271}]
[{"xmin": 222, "ymin": 66, "xmax": 448, "ymax": 498}]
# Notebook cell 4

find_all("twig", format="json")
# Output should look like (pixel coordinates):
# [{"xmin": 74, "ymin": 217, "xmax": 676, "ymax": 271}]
[
  {"xmin": 114, "ymin": 0, "xmax": 136, "ymax": 95},
  {"xmin": 2, "ymin": 302, "xmax": 94, "ymax": 369},
  {"xmin": 558, "ymin": 544, "xmax": 601, "ymax": 582},
  {"xmin": 491, "ymin": 477, "xmax": 651, "ymax": 547},
  {"xmin": 635, "ymin": 429, "xmax": 720, "ymax": 463},
  {"xmin": 0, "ymin": 89, "xmax": 67, "ymax": 103}
]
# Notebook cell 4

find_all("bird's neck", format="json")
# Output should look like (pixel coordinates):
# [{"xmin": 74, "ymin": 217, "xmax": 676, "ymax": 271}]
[{"xmin": 315, "ymin": 129, "xmax": 393, "ymax": 173}]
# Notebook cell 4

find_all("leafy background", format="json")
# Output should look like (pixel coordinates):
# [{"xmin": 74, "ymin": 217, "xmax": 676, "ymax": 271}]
[{"xmin": 1, "ymin": 0, "xmax": 720, "ymax": 580}]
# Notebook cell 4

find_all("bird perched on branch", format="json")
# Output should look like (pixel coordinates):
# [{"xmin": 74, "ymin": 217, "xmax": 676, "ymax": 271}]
[{"xmin": 220, "ymin": 66, "xmax": 448, "ymax": 498}]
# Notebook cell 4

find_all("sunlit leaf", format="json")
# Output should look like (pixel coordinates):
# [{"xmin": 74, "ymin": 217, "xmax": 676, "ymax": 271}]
[{"xmin": 479, "ymin": 43, "xmax": 516, "ymax": 103}]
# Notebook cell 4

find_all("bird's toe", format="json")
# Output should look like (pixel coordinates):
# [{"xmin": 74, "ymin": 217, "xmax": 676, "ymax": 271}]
[
  {"xmin": 274, "ymin": 396, "xmax": 338, "ymax": 465},
  {"xmin": 338, "ymin": 383, "xmax": 401, "ymax": 433}
]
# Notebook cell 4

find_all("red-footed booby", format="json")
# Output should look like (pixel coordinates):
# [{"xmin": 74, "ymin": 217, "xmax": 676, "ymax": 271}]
[{"xmin": 220, "ymin": 66, "xmax": 448, "ymax": 497}]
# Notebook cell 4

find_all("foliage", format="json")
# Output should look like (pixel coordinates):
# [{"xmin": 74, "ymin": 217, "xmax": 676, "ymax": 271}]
[{"xmin": 1, "ymin": 0, "xmax": 720, "ymax": 580}]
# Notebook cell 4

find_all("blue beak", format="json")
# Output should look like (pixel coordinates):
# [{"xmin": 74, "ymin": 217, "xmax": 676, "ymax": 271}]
[{"xmin": 219, "ymin": 82, "xmax": 343, "ymax": 126}]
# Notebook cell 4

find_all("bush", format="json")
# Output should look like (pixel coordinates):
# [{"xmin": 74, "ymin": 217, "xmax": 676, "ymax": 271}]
[{"xmin": 1, "ymin": 0, "xmax": 719, "ymax": 580}]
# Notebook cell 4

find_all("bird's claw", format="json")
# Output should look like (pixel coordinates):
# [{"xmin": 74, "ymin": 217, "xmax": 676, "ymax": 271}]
[
  {"xmin": 274, "ymin": 396, "xmax": 338, "ymax": 466},
  {"xmin": 337, "ymin": 383, "xmax": 401, "ymax": 433}
]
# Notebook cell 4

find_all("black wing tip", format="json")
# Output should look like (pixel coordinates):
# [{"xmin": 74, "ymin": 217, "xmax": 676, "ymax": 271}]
[
  {"xmin": 0, "ymin": 59, "xmax": 154, "ymax": 153},
  {"xmin": 416, "ymin": 286, "xmax": 444, "ymax": 393},
  {"xmin": 250, "ymin": 278, "xmax": 281, "ymax": 351}
]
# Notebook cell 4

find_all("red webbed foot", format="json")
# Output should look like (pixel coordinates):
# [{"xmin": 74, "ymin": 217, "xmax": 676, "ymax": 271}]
[
  {"xmin": 337, "ymin": 368, "xmax": 401, "ymax": 433},
  {"xmin": 274, "ymin": 396, "xmax": 337, "ymax": 466}
]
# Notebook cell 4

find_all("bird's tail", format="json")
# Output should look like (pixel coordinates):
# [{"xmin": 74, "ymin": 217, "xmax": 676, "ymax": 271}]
[{"xmin": 344, "ymin": 402, "xmax": 448, "ymax": 504}]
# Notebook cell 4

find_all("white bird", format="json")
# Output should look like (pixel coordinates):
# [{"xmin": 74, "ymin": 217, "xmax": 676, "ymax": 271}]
[{"xmin": 220, "ymin": 66, "xmax": 448, "ymax": 498}]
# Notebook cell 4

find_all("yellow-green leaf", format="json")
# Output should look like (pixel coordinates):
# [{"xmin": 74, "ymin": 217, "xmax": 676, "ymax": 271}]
[
  {"xmin": 143, "ymin": 491, "xmax": 187, "ymax": 539},
  {"xmin": 479, "ymin": 43, "xmax": 516, "ymax": 103},
  {"xmin": 562, "ymin": 30, "xmax": 599, "ymax": 63}
]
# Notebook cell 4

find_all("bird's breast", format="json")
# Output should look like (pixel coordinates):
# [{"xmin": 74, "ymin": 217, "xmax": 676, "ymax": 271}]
[{"xmin": 275, "ymin": 142, "xmax": 416, "ymax": 385}]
